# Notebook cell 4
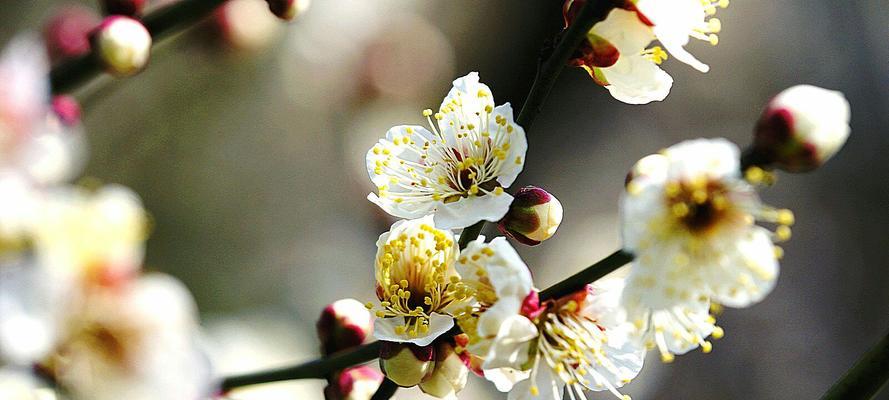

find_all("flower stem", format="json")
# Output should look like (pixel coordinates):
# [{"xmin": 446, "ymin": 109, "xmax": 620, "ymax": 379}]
[
  {"xmin": 539, "ymin": 249, "xmax": 634, "ymax": 300},
  {"xmin": 50, "ymin": 0, "xmax": 229, "ymax": 93},
  {"xmin": 370, "ymin": 378, "xmax": 399, "ymax": 400},
  {"xmin": 219, "ymin": 341, "xmax": 382, "ymax": 392},
  {"xmin": 820, "ymin": 330, "xmax": 889, "ymax": 400},
  {"xmin": 220, "ymin": 247, "xmax": 635, "ymax": 390}
]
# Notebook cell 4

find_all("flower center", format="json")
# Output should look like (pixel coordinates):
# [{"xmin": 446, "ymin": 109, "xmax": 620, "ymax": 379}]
[
  {"xmin": 526, "ymin": 299, "xmax": 631, "ymax": 400},
  {"xmin": 665, "ymin": 179, "xmax": 732, "ymax": 235}
]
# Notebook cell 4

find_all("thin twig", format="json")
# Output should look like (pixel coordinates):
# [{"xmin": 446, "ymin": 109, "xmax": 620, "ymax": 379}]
[
  {"xmin": 820, "ymin": 330, "xmax": 889, "ymax": 400},
  {"xmin": 50, "ymin": 0, "xmax": 229, "ymax": 93},
  {"xmin": 220, "ymin": 247, "xmax": 635, "ymax": 390},
  {"xmin": 370, "ymin": 378, "xmax": 399, "ymax": 400},
  {"xmin": 219, "ymin": 341, "xmax": 382, "ymax": 392}
]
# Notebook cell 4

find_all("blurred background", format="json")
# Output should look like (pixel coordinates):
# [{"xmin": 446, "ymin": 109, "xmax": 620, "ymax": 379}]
[{"xmin": 2, "ymin": 0, "xmax": 887, "ymax": 398}]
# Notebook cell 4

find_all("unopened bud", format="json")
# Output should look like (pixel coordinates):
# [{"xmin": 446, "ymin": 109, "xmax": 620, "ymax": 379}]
[
  {"xmin": 749, "ymin": 85, "xmax": 851, "ymax": 172},
  {"xmin": 91, "ymin": 16, "xmax": 151, "ymax": 77},
  {"xmin": 214, "ymin": 0, "xmax": 282, "ymax": 51},
  {"xmin": 316, "ymin": 298, "xmax": 373, "ymax": 355},
  {"xmin": 101, "ymin": 0, "xmax": 147, "ymax": 17},
  {"xmin": 378, "ymin": 342, "xmax": 434, "ymax": 387},
  {"xmin": 324, "ymin": 366, "xmax": 384, "ymax": 400},
  {"xmin": 265, "ymin": 0, "xmax": 310, "ymax": 21},
  {"xmin": 418, "ymin": 335, "xmax": 470, "ymax": 398},
  {"xmin": 498, "ymin": 186, "xmax": 563, "ymax": 246},
  {"xmin": 43, "ymin": 5, "xmax": 100, "ymax": 63},
  {"xmin": 51, "ymin": 95, "xmax": 81, "ymax": 127}
]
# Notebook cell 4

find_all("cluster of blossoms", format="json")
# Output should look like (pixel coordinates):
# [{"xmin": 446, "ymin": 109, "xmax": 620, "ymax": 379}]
[
  {"xmin": 359, "ymin": 67, "xmax": 849, "ymax": 400},
  {"xmin": 0, "ymin": 29, "xmax": 211, "ymax": 400},
  {"xmin": 565, "ymin": 0, "xmax": 728, "ymax": 104}
]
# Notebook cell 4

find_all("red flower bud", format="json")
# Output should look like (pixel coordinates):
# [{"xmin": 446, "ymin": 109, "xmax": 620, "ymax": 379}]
[
  {"xmin": 498, "ymin": 186, "xmax": 563, "ymax": 246},
  {"xmin": 43, "ymin": 5, "xmax": 100, "ymax": 64},
  {"xmin": 51, "ymin": 95, "xmax": 81, "ymax": 127},
  {"xmin": 316, "ymin": 298, "xmax": 373, "ymax": 355},
  {"xmin": 748, "ymin": 85, "xmax": 851, "ymax": 172}
]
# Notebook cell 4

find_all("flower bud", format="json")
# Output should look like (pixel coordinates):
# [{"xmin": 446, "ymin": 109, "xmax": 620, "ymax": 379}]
[
  {"xmin": 91, "ymin": 16, "xmax": 152, "ymax": 77},
  {"xmin": 316, "ymin": 298, "xmax": 373, "ymax": 355},
  {"xmin": 748, "ymin": 85, "xmax": 851, "ymax": 172},
  {"xmin": 418, "ymin": 335, "xmax": 470, "ymax": 398},
  {"xmin": 265, "ymin": 0, "xmax": 310, "ymax": 21},
  {"xmin": 378, "ymin": 342, "xmax": 434, "ymax": 387},
  {"xmin": 43, "ymin": 5, "xmax": 100, "ymax": 64},
  {"xmin": 101, "ymin": 0, "xmax": 147, "ymax": 17},
  {"xmin": 497, "ymin": 186, "xmax": 564, "ymax": 246},
  {"xmin": 51, "ymin": 95, "xmax": 81, "ymax": 127},
  {"xmin": 214, "ymin": 0, "xmax": 282, "ymax": 51},
  {"xmin": 324, "ymin": 366, "xmax": 384, "ymax": 400}
]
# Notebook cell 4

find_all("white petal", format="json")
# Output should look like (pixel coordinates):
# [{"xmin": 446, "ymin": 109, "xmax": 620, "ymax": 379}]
[
  {"xmin": 508, "ymin": 365, "xmax": 563, "ymax": 400},
  {"xmin": 592, "ymin": 8, "xmax": 655, "ymax": 53},
  {"xmin": 484, "ymin": 368, "xmax": 531, "ymax": 393},
  {"xmin": 490, "ymin": 103, "xmax": 527, "ymax": 188},
  {"xmin": 601, "ymin": 54, "xmax": 673, "ymax": 104},
  {"xmin": 372, "ymin": 314, "xmax": 454, "ymax": 347},
  {"xmin": 481, "ymin": 315, "xmax": 538, "ymax": 371},
  {"xmin": 433, "ymin": 192, "xmax": 513, "ymax": 230},
  {"xmin": 437, "ymin": 72, "xmax": 495, "ymax": 136},
  {"xmin": 706, "ymin": 227, "xmax": 779, "ymax": 307}
]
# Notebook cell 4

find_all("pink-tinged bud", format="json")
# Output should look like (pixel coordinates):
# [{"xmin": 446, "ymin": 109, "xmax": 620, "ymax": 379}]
[
  {"xmin": 91, "ymin": 16, "xmax": 152, "ymax": 77},
  {"xmin": 378, "ymin": 342, "xmax": 435, "ymax": 387},
  {"xmin": 316, "ymin": 298, "xmax": 373, "ymax": 355},
  {"xmin": 498, "ymin": 186, "xmax": 564, "ymax": 246},
  {"xmin": 43, "ymin": 5, "xmax": 100, "ymax": 64},
  {"xmin": 214, "ymin": 0, "xmax": 282, "ymax": 51},
  {"xmin": 749, "ymin": 85, "xmax": 851, "ymax": 172},
  {"xmin": 265, "ymin": 0, "xmax": 310, "ymax": 21},
  {"xmin": 101, "ymin": 0, "xmax": 147, "ymax": 17},
  {"xmin": 324, "ymin": 366, "xmax": 384, "ymax": 400},
  {"xmin": 418, "ymin": 335, "xmax": 470, "ymax": 398},
  {"xmin": 51, "ymin": 95, "xmax": 81, "ymax": 127}
]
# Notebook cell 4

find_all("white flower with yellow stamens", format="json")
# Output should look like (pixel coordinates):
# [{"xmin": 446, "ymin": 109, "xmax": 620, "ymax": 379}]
[
  {"xmin": 476, "ymin": 280, "xmax": 644, "ymax": 400},
  {"xmin": 620, "ymin": 138, "xmax": 792, "ymax": 358},
  {"xmin": 366, "ymin": 72, "xmax": 527, "ymax": 229},
  {"xmin": 370, "ymin": 216, "xmax": 469, "ymax": 346},
  {"xmin": 635, "ymin": 0, "xmax": 728, "ymax": 73}
]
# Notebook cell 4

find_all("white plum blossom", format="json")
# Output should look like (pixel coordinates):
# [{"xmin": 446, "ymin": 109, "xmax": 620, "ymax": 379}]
[
  {"xmin": 458, "ymin": 247, "xmax": 644, "ymax": 400},
  {"xmin": 367, "ymin": 72, "xmax": 527, "ymax": 229},
  {"xmin": 0, "ymin": 185, "xmax": 148, "ymax": 365},
  {"xmin": 370, "ymin": 216, "xmax": 469, "ymax": 346},
  {"xmin": 620, "ymin": 138, "xmax": 792, "ymax": 359},
  {"xmin": 569, "ymin": 0, "xmax": 728, "ymax": 104},
  {"xmin": 42, "ymin": 274, "xmax": 211, "ymax": 400}
]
